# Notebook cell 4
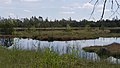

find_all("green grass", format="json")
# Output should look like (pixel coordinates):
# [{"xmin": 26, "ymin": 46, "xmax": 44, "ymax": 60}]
[
  {"xmin": 0, "ymin": 27, "xmax": 119, "ymax": 41},
  {"xmin": 0, "ymin": 46, "xmax": 120, "ymax": 68},
  {"xmin": 12, "ymin": 28, "xmax": 120, "ymax": 41}
]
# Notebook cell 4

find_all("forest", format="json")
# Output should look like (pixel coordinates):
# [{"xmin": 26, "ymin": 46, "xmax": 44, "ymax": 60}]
[{"xmin": 0, "ymin": 16, "xmax": 120, "ymax": 28}]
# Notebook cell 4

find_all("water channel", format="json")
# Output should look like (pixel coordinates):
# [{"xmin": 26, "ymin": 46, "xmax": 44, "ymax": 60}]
[{"xmin": 0, "ymin": 37, "xmax": 120, "ymax": 64}]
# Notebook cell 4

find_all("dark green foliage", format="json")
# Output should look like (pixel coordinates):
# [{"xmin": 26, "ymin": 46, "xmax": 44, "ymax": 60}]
[
  {"xmin": 0, "ymin": 17, "xmax": 120, "ymax": 29},
  {"xmin": 0, "ymin": 19, "xmax": 14, "ymax": 35},
  {"xmin": 0, "ymin": 16, "xmax": 120, "ymax": 35}
]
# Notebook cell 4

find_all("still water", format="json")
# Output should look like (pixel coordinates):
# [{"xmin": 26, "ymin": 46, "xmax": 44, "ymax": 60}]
[{"xmin": 0, "ymin": 37, "xmax": 120, "ymax": 64}]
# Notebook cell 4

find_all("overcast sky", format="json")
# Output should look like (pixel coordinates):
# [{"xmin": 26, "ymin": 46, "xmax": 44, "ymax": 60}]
[{"xmin": 0, "ymin": 0, "xmax": 120, "ymax": 20}]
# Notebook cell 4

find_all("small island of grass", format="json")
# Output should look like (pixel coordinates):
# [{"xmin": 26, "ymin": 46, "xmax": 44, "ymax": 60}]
[{"xmin": 83, "ymin": 43, "xmax": 120, "ymax": 59}]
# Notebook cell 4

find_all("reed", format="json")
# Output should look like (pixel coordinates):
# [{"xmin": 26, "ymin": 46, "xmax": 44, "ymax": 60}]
[{"xmin": 0, "ymin": 46, "xmax": 119, "ymax": 68}]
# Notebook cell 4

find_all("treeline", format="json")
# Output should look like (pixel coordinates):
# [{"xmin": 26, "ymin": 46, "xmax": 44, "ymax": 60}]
[{"xmin": 0, "ymin": 16, "xmax": 120, "ymax": 28}]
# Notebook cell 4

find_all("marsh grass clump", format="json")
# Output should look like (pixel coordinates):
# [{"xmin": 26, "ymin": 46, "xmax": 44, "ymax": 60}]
[
  {"xmin": 85, "ymin": 25, "xmax": 91, "ymax": 31},
  {"xmin": 65, "ymin": 24, "xmax": 72, "ymax": 32}
]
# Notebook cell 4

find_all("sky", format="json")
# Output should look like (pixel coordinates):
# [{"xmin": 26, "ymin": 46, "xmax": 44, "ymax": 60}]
[{"xmin": 0, "ymin": 0, "xmax": 120, "ymax": 21}]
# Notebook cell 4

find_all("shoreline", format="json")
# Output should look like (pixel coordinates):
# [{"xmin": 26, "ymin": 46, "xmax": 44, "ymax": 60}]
[
  {"xmin": 0, "ymin": 34, "xmax": 120, "ymax": 41},
  {"xmin": 83, "ymin": 43, "xmax": 120, "ymax": 59}
]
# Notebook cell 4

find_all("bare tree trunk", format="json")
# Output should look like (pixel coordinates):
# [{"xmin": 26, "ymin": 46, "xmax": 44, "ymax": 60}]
[
  {"xmin": 101, "ymin": 0, "xmax": 107, "ymax": 20},
  {"xmin": 90, "ymin": 0, "xmax": 120, "ymax": 20}
]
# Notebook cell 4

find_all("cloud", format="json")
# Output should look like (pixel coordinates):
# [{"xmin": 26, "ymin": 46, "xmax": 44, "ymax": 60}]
[
  {"xmin": 9, "ymin": 13, "xmax": 16, "ymax": 17},
  {"xmin": 61, "ymin": 3, "xmax": 94, "ymax": 10},
  {"xmin": 5, "ymin": 0, "xmax": 12, "ymax": 4},
  {"xmin": 95, "ymin": 4, "xmax": 110, "ymax": 12},
  {"xmin": 61, "ymin": 3, "xmax": 82, "ymax": 10},
  {"xmin": 82, "ymin": 3, "xmax": 94, "ymax": 9},
  {"xmin": 60, "ymin": 11, "xmax": 75, "ymax": 15},
  {"xmin": 82, "ymin": 3, "xmax": 105, "ymax": 9},
  {"xmin": 20, "ymin": 0, "xmax": 40, "ymax": 2},
  {"xmin": 61, "ymin": 2, "xmax": 103, "ymax": 10},
  {"xmin": 97, "ymin": 4, "xmax": 103, "ymax": 9},
  {"xmin": 82, "ymin": 3, "xmax": 110, "ymax": 13},
  {"xmin": 61, "ymin": 6, "xmax": 74, "ymax": 10},
  {"xmin": 24, "ymin": 10, "xmax": 32, "ymax": 12},
  {"xmin": 49, "ymin": 0, "xmax": 55, "ymax": 2},
  {"xmin": 97, "ymin": 9, "xmax": 110, "ymax": 13},
  {"xmin": 0, "ymin": 0, "xmax": 12, "ymax": 4}
]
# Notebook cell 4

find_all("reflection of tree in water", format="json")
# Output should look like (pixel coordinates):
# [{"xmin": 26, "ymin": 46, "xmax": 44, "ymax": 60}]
[{"xmin": 0, "ymin": 38, "xmax": 13, "ymax": 47}]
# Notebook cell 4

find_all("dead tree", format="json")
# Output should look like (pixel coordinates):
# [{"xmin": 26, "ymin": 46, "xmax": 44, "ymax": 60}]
[{"xmin": 90, "ymin": 0, "xmax": 120, "ymax": 20}]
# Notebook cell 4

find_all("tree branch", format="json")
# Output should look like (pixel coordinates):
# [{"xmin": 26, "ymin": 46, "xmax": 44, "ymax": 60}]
[{"xmin": 101, "ymin": 0, "xmax": 107, "ymax": 20}]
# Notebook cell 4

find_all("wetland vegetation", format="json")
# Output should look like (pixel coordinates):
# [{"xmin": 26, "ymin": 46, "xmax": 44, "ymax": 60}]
[
  {"xmin": 0, "ymin": 0, "xmax": 120, "ymax": 67},
  {"xmin": 0, "ymin": 45, "xmax": 120, "ymax": 68},
  {"xmin": 0, "ymin": 17, "xmax": 120, "ymax": 67},
  {"xmin": 0, "ymin": 37, "xmax": 119, "ymax": 67},
  {"xmin": 83, "ymin": 43, "xmax": 120, "ymax": 59},
  {"xmin": 0, "ymin": 17, "xmax": 120, "ymax": 40}
]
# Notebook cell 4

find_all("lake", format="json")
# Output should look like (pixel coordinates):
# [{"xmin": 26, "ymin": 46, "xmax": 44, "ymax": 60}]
[{"xmin": 0, "ymin": 37, "xmax": 120, "ymax": 64}]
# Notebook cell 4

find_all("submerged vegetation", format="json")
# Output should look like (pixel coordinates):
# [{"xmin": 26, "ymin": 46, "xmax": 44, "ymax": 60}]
[{"xmin": 0, "ymin": 46, "xmax": 120, "ymax": 68}]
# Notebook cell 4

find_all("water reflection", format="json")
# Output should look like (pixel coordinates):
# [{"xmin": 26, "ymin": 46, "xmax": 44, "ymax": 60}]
[
  {"xmin": 1, "ymin": 37, "xmax": 120, "ymax": 64},
  {"xmin": 0, "ymin": 38, "xmax": 13, "ymax": 47}
]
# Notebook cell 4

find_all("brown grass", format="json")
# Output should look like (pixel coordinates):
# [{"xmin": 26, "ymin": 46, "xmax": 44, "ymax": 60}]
[{"xmin": 83, "ymin": 43, "xmax": 120, "ymax": 59}]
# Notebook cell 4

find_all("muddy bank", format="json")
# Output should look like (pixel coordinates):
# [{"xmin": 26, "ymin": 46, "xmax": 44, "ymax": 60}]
[
  {"xmin": 0, "ymin": 34, "xmax": 120, "ymax": 41},
  {"xmin": 83, "ymin": 43, "xmax": 120, "ymax": 59}
]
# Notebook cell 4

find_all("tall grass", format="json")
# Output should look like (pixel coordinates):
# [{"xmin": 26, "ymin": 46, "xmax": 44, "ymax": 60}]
[
  {"xmin": 0, "ymin": 46, "xmax": 120, "ymax": 68},
  {"xmin": 13, "ymin": 29, "xmax": 110, "ymax": 41}
]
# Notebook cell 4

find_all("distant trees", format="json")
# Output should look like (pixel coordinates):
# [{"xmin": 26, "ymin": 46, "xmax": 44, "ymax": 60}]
[
  {"xmin": 0, "ymin": 18, "xmax": 14, "ymax": 35},
  {"xmin": 0, "ymin": 16, "xmax": 119, "ymax": 30}
]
